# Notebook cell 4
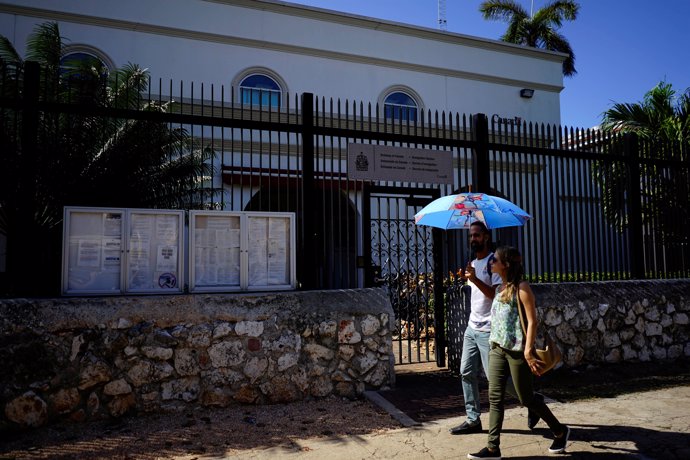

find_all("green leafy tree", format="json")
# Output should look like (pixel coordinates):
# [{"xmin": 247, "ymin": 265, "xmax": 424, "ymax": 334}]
[
  {"xmin": 0, "ymin": 22, "xmax": 217, "ymax": 295},
  {"xmin": 595, "ymin": 82, "xmax": 689, "ymax": 244},
  {"xmin": 479, "ymin": 0, "xmax": 579, "ymax": 76}
]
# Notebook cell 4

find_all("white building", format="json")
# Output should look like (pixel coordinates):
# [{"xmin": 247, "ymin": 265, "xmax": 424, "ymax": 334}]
[
  {"xmin": 0, "ymin": 0, "xmax": 565, "ymax": 124},
  {"xmin": 0, "ymin": 0, "xmax": 569, "ymax": 288}
]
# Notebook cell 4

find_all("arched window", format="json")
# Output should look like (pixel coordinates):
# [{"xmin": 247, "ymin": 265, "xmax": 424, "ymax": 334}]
[
  {"xmin": 60, "ymin": 49, "xmax": 111, "ymax": 80},
  {"xmin": 384, "ymin": 91, "xmax": 418, "ymax": 122},
  {"xmin": 239, "ymin": 74, "xmax": 282, "ymax": 108}
]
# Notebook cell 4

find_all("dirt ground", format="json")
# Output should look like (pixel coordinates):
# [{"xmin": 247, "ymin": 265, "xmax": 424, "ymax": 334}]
[
  {"xmin": 0, "ymin": 396, "xmax": 400, "ymax": 460},
  {"xmin": 2, "ymin": 358, "xmax": 690, "ymax": 460}
]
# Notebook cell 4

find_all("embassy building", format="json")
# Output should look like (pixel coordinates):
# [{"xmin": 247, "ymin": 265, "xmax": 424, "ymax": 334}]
[{"xmin": 0, "ymin": 0, "xmax": 568, "ymax": 290}]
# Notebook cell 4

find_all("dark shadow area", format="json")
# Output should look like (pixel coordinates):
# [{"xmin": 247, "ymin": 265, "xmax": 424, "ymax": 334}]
[
  {"xmin": 378, "ymin": 368, "xmax": 519, "ymax": 423},
  {"xmin": 536, "ymin": 357, "xmax": 690, "ymax": 402},
  {"xmin": 506, "ymin": 422, "xmax": 690, "ymax": 459},
  {"xmin": 0, "ymin": 398, "xmax": 400, "ymax": 459},
  {"xmin": 379, "ymin": 358, "xmax": 690, "ymax": 423}
]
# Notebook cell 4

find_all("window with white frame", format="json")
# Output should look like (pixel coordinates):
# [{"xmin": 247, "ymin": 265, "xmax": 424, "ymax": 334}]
[
  {"xmin": 60, "ymin": 48, "xmax": 112, "ymax": 80},
  {"xmin": 384, "ymin": 91, "xmax": 418, "ymax": 122},
  {"xmin": 239, "ymin": 74, "xmax": 282, "ymax": 108}
]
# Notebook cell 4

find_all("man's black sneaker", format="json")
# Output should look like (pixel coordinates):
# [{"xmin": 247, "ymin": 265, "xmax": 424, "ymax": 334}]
[
  {"xmin": 467, "ymin": 447, "xmax": 501, "ymax": 459},
  {"xmin": 528, "ymin": 392, "xmax": 545, "ymax": 429},
  {"xmin": 449, "ymin": 419, "xmax": 483, "ymax": 435},
  {"xmin": 548, "ymin": 425, "xmax": 571, "ymax": 453}
]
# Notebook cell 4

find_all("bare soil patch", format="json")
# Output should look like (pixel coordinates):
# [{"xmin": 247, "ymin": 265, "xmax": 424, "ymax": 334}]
[{"xmin": 0, "ymin": 396, "xmax": 400, "ymax": 460}]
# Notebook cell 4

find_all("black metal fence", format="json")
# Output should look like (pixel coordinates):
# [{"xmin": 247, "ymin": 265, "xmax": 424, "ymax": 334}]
[{"xmin": 1, "ymin": 62, "xmax": 689, "ymax": 364}]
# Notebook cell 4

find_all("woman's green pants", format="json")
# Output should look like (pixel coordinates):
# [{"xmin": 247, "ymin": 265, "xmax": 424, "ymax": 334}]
[{"xmin": 487, "ymin": 344, "xmax": 564, "ymax": 449}]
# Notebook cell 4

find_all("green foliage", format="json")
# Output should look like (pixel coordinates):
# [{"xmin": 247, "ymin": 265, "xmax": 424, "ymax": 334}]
[
  {"xmin": 479, "ymin": 0, "xmax": 580, "ymax": 76},
  {"xmin": 0, "ymin": 22, "xmax": 218, "ymax": 295},
  {"xmin": 526, "ymin": 271, "xmax": 632, "ymax": 283},
  {"xmin": 595, "ymin": 81, "xmax": 690, "ymax": 245}
]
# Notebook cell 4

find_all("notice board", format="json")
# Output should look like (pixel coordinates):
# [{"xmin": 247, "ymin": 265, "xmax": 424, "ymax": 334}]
[
  {"xmin": 62, "ymin": 208, "xmax": 125, "ymax": 295},
  {"xmin": 190, "ymin": 211, "xmax": 295, "ymax": 292},
  {"xmin": 62, "ymin": 207, "xmax": 184, "ymax": 295}
]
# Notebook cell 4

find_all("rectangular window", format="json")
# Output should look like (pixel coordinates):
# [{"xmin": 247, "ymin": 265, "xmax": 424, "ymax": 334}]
[{"xmin": 240, "ymin": 88, "xmax": 281, "ymax": 108}]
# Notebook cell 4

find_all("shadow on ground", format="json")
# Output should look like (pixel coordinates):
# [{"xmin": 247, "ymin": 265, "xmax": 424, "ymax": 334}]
[
  {"xmin": 503, "ymin": 423, "xmax": 690, "ymax": 459},
  {"xmin": 378, "ymin": 358, "xmax": 690, "ymax": 423},
  {"xmin": 0, "ymin": 398, "xmax": 400, "ymax": 459}
]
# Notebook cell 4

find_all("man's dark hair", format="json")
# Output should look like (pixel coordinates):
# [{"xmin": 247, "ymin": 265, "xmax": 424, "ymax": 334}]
[{"xmin": 470, "ymin": 221, "xmax": 490, "ymax": 237}]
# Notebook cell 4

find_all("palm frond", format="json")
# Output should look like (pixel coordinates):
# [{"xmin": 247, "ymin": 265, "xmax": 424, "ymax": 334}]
[
  {"xmin": 540, "ymin": 30, "xmax": 576, "ymax": 76},
  {"xmin": 479, "ymin": 0, "xmax": 528, "ymax": 22},
  {"xmin": 0, "ymin": 36, "xmax": 22, "ymax": 66},
  {"xmin": 25, "ymin": 22, "xmax": 64, "ymax": 70},
  {"xmin": 480, "ymin": 0, "xmax": 579, "ymax": 76}
]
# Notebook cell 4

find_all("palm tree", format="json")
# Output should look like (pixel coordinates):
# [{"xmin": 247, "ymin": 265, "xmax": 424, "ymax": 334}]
[
  {"xmin": 601, "ymin": 81, "xmax": 690, "ymax": 145},
  {"xmin": 479, "ymin": 0, "xmax": 579, "ymax": 76},
  {"xmin": 595, "ymin": 82, "xmax": 689, "ymax": 246},
  {"xmin": 0, "ymin": 22, "xmax": 217, "ymax": 295}
]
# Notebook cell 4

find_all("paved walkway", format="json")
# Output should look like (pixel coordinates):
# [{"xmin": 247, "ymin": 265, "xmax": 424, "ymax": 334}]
[{"xmin": 214, "ymin": 385, "xmax": 690, "ymax": 459}]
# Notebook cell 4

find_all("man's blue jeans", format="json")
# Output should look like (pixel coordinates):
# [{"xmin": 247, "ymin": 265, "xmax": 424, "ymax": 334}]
[{"xmin": 460, "ymin": 326, "xmax": 517, "ymax": 423}]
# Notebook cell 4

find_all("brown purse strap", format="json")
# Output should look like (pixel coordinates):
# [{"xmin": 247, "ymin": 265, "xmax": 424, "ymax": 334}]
[
  {"xmin": 515, "ymin": 289, "xmax": 536, "ymax": 348},
  {"xmin": 515, "ymin": 290, "xmax": 527, "ymax": 336}
]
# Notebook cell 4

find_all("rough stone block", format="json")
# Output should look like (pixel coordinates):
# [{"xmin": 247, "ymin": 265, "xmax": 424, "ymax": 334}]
[
  {"xmin": 107, "ymin": 393, "xmax": 135, "ymax": 417},
  {"xmin": 103, "ymin": 379, "xmax": 132, "ymax": 396},
  {"xmin": 141, "ymin": 346, "xmax": 173, "ymax": 361},
  {"xmin": 244, "ymin": 357, "xmax": 268, "ymax": 383},
  {"xmin": 78, "ymin": 361, "xmax": 112, "ymax": 390},
  {"xmin": 161, "ymin": 377, "xmax": 200, "ymax": 402},
  {"xmin": 212, "ymin": 322, "xmax": 233, "ymax": 339},
  {"xmin": 208, "ymin": 340, "xmax": 245, "ymax": 368},
  {"xmin": 304, "ymin": 343, "xmax": 335, "ymax": 361},
  {"xmin": 338, "ymin": 320, "xmax": 361, "ymax": 344},
  {"xmin": 235, "ymin": 321, "xmax": 264, "ymax": 337},
  {"xmin": 174, "ymin": 348, "xmax": 201, "ymax": 376},
  {"xmin": 4, "ymin": 391, "xmax": 48, "ymax": 427},
  {"xmin": 361, "ymin": 315, "xmax": 381, "ymax": 336},
  {"xmin": 49, "ymin": 388, "xmax": 80, "ymax": 414}
]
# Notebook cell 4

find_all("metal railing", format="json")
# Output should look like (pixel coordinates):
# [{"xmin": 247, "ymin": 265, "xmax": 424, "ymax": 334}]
[{"xmin": 1, "ymin": 62, "xmax": 688, "ymax": 296}]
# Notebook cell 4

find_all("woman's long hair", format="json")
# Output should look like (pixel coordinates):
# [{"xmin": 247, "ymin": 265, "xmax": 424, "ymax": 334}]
[{"xmin": 496, "ymin": 246, "xmax": 524, "ymax": 302}]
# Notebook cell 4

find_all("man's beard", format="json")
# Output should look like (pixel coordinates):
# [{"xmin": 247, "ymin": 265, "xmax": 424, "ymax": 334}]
[{"xmin": 470, "ymin": 240, "xmax": 485, "ymax": 252}]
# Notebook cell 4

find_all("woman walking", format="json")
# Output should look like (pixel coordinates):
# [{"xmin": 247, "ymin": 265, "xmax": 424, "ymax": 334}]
[{"xmin": 467, "ymin": 246, "xmax": 570, "ymax": 459}]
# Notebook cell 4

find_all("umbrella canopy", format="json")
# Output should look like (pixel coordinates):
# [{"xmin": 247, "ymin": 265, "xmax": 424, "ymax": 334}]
[{"xmin": 414, "ymin": 193, "xmax": 531, "ymax": 230}]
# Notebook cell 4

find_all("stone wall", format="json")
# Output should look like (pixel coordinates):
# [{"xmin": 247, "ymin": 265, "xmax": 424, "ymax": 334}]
[
  {"xmin": 0, "ymin": 289, "xmax": 394, "ymax": 430},
  {"xmin": 2, "ymin": 280, "xmax": 689, "ymax": 431},
  {"xmin": 531, "ymin": 279, "xmax": 690, "ymax": 367}
]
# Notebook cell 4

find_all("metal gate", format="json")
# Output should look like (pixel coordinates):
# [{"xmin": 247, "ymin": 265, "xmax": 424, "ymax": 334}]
[{"xmin": 362, "ymin": 185, "xmax": 446, "ymax": 365}]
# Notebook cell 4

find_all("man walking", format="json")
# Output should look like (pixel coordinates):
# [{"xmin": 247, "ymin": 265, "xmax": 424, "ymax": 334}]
[{"xmin": 450, "ymin": 222, "xmax": 542, "ymax": 434}]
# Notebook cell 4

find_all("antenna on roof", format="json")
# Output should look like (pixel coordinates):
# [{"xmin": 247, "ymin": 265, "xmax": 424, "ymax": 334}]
[{"xmin": 438, "ymin": 0, "xmax": 447, "ymax": 31}]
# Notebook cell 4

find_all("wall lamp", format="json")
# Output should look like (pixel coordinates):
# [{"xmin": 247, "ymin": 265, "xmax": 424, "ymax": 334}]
[{"xmin": 520, "ymin": 88, "xmax": 535, "ymax": 98}]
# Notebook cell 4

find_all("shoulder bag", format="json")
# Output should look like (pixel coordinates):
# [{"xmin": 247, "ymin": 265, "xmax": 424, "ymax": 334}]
[{"xmin": 516, "ymin": 294, "xmax": 562, "ymax": 375}]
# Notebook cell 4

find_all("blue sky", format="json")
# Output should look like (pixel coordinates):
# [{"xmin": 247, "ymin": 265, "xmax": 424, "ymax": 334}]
[{"xmin": 289, "ymin": 0, "xmax": 689, "ymax": 129}]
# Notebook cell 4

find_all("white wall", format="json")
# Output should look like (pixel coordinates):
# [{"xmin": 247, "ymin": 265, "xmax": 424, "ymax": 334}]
[{"xmin": 0, "ymin": 0, "xmax": 565, "ymax": 124}]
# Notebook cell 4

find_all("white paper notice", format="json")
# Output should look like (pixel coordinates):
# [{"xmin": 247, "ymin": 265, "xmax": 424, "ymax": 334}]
[
  {"xmin": 103, "ymin": 213, "xmax": 122, "ymax": 237},
  {"xmin": 156, "ymin": 245, "xmax": 177, "ymax": 272},
  {"xmin": 130, "ymin": 214, "xmax": 153, "ymax": 240},
  {"xmin": 129, "ymin": 240, "xmax": 150, "ymax": 270},
  {"xmin": 216, "ymin": 229, "xmax": 240, "ymax": 248},
  {"xmin": 216, "ymin": 248, "xmax": 240, "ymax": 285},
  {"xmin": 77, "ymin": 239, "xmax": 101, "ymax": 267},
  {"xmin": 249, "ymin": 242, "xmax": 268, "ymax": 286},
  {"xmin": 156, "ymin": 215, "xmax": 178, "ymax": 243},
  {"xmin": 268, "ymin": 238, "xmax": 287, "ymax": 284},
  {"xmin": 101, "ymin": 238, "xmax": 121, "ymax": 271},
  {"xmin": 249, "ymin": 218, "xmax": 268, "ymax": 240},
  {"xmin": 194, "ymin": 216, "xmax": 241, "ymax": 287},
  {"xmin": 268, "ymin": 218, "xmax": 289, "ymax": 284}
]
